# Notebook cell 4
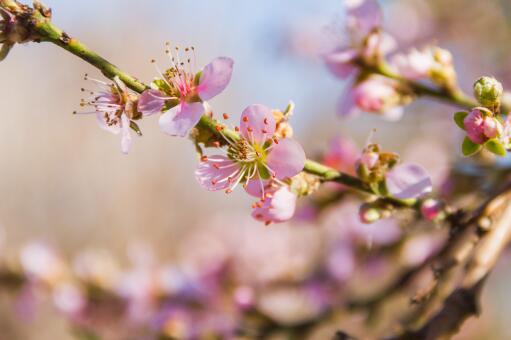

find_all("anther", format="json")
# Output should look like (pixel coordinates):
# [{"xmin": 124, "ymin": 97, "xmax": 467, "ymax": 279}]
[
  {"xmin": 264, "ymin": 118, "xmax": 269, "ymax": 124},
  {"xmin": 261, "ymin": 129, "xmax": 268, "ymax": 134},
  {"xmin": 235, "ymin": 126, "xmax": 240, "ymax": 132},
  {"xmin": 247, "ymin": 127, "xmax": 253, "ymax": 133},
  {"xmin": 200, "ymin": 155, "xmax": 208, "ymax": 162},
  {"xmin": 225, "ymin": 189, "xmax": 233, "ymax": 194},
  {"xmin": 242, "ymin": 116, "xmax": 249, "ymax": 123},
  {"xmin": 222, "ymin": 113, "xmax": 229, "ymax": 120}
]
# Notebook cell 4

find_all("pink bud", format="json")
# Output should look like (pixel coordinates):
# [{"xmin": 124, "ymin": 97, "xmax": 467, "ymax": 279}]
[
  {"xmin": 483, "ymin": 116, "xmax": 502, "ymax": 139},
  {"xmin": 463, "ymin": 108, "xmax": 501, "ymax": 144},
  {"xmin": 420, "ymin": 199, "xmax": 442, "ymax": 221}
]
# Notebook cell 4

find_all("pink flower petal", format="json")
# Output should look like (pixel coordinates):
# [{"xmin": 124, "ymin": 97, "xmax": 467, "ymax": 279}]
[
  {"xmin": 337, "ymin": 86, "xmax": 360, "ymax": 118},
  {"xmin": 138, "ymin": 89, "xmax": 166, "ymax": 116},
  {"xmin": 96, "ymin": 112, "xmax": 121, "ymax": 134},
  {"xmin": 120, "ymin": 114, "xmax": 132, "ymax": 154},
  {"xmin": 323, "ymin": 49, "xmax": 358, "ymax": 79},
  {"xmin": 245, "ymin": 179, "xmax": 271, "ymax": 198},
  {"xmin": 252, "ymin": 186, "xmax": 297, "ymax": 224},
  {"xmin": 197, "ymin": 57, "xmax": 234, "ymax": 101},
  {"xmin": 239, "ymin": 104, "xmax": 276, "ymax": 144},
  {"xmin": 266, "ymin": 138, "xmax": 306, "ymax": 180},
  {"xmin": 386, "ymin": 163, "xmax": 432, "ymax": 199},
  {"xmin": 195, "ymin": 155, "xmax": 240, "ymax": 191},
  {"xmin": 159, "ymin": 102, "xmax": 205, "ymax": 137},
  {"xmin": 345, "ymin": 0, "xmax": 382, "ymax": 36}
]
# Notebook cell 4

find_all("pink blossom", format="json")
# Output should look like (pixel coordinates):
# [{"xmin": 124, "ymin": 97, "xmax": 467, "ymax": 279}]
[
  {"xmin": 195, "ymin": 104, "xmax": 306, "ymax": 197},
  {"xmin": 392, "ymin": 48, "xmax": 436, "ymax": 80},
  {"xmin": 323, "ymin": 0, "xmax": 392, "ymax": 80},
  {"xmin": 345, "ymin": 0, "xmax": 382, "ymax": 36},
  {"xmin": 340, "ymin": 76, "xmax": 404, "ymax": 120},
  {"xmin": 385, "ymin": 163, "xmax": 432, "ymax": 199},
  {"xmin": 463, "ymin": 108, "xmax": 502, "ymax": 144},
  {"xmin": 76, "ymin": 76, "xmax": 135, "ymax": 154},
  {"xmin": 251, "ymin": 185, "xmax": 297, "ymax": 225},
  {"xmin": 139, "ymin": 54, "xmax": 234, "ymax": 137},
  {"xmin": 322, "ymin": 137, "xmax": 359, "ymax": 174},
  {"xmin": 392, "ymin": 47, "xmax": 454, "ymax": 82}
]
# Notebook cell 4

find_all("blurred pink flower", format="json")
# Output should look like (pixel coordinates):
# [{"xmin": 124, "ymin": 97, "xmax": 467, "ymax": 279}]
[
  {"xmin": 20, "ymin": 242, "xmax": 66, "ymax": 284},
  {"xmin": 385, "ymin": 163, "xmax": 432, "ymax": 199},
  {"xmin": 139, "ymin": 56, "xmax": 234, "ymax": 137},
  {"xmin": 322, "ymin": 137, "xmax": 359, "ymax": 174},
  {"xmin": 323, "ymin": 0, "xmax": 394, "ymax": 80},
  {"xmin": 195, "ymin": 104, "xmax": 305, "ymax": 198},
  {"xmin": 339, "ymin": 76, "xmax": 405, "ymax": 120},
  {"xmin": 392, "ymin": 48, "xmax": 436, "ymax": 80}
]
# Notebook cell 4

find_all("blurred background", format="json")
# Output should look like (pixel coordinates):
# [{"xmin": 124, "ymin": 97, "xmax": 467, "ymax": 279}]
[{"xmin": 1, "ymin": 0, "xmax": 511, "ymax": 339}]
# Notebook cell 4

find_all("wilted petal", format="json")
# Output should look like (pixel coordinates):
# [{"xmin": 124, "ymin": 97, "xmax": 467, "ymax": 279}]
[
  {"xmin": 159, "ymin": 102, "xmax": 205, "ymax": 137},
  {"xmin": 266, "ymin": 138, "xmax": 306, "ymax": 179},
  {"xmin": 240, "ymin": 104, "xmax": 276, "ymax": 144},
  {"xmin": 197, "ymin": 57, "xmax": 234, "ymax": 101},
  {"xmin": 195, "ymin": 155, "xmax": 241, "ymax": 191},
  {"xmin": 386, "ymin": 163, "xmax": 432, "ymax": 199},
  {"xmin": 323, "ymin": 49, "xmax": 358, "ymax": 79},
  {"xmin": 252, "ymin": 186, "xmax": 297, "ymax": 223},
  {"xmin": 138, "ymin": 89, "xmax": 166, "ymax": 116}
]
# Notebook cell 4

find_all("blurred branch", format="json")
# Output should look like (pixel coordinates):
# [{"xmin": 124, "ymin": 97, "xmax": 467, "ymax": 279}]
[{"xmin": 388, "ymin": 187, "xmax": 511, "ymax": 339}]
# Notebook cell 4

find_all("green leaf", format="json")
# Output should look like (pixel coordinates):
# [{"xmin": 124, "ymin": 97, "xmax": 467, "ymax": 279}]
[
  {"xmin": 485, "ymin": 139, "xmax": 507, "ymax": 156},
  {"xmin": 462, "ymin": 137, "xmax": 482, "ymax": 156},
  {"xmin": 453, "ymin": 111, "xmax": 468, "ymax": 130}
]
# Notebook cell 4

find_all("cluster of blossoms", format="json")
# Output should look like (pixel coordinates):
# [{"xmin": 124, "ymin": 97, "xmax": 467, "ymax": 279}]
[
  {"xmin": 77, "ymin": 45, "xmax": 308, "ymax": 224},
  {"xmin": 323, "ymin": 0, "xmax": 457, "ymax": 121},
  {"xmin": 78, "ymin": 46, "xmax": 234, "ymax": 153},
  {"xmin": 454, "ymin": 77, "xmax": 511, "ymax": 157}
]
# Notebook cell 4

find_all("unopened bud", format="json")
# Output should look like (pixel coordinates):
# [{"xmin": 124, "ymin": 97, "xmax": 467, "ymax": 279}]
[
  {"xmin": 359, "ymin": 203, "xmax": 382, "ymax": 224},
  {"xmin": 420, "ymin": 199, "xmax": 443, "ymax": 221},
  {"xmin": 474, "ymin": 76, "xmax": 503, "ymax": 108}
]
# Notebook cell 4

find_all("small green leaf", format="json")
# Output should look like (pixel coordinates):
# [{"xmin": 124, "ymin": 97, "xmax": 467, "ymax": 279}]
[
  {"xmin": 462, "ymin": 137, "xmax": 482, "ymax": 156},
  {"xmin": 453, "ymin": 111, "xmax": 468, "ymax": 130},
  {"xmin": 485, "ymin": 139, "xmax": 507, "ymax": 156}
]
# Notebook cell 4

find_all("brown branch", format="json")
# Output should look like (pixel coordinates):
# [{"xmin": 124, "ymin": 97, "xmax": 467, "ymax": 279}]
[{"xmin": 389, "ymin": 189, "xmax": 511, "ymax": 340}]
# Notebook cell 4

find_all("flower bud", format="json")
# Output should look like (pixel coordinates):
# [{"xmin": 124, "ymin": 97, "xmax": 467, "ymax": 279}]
[
  {"xmin": 420, "ymin": 199, "xmax": 443, "ymax": 221},
  {"xmin": 359, "ymin": 203, "xmax": 382, "ymax": 224},
  {"xmin": 473, "ymin": 76, "xmax": 503, "ymax": 108}
]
